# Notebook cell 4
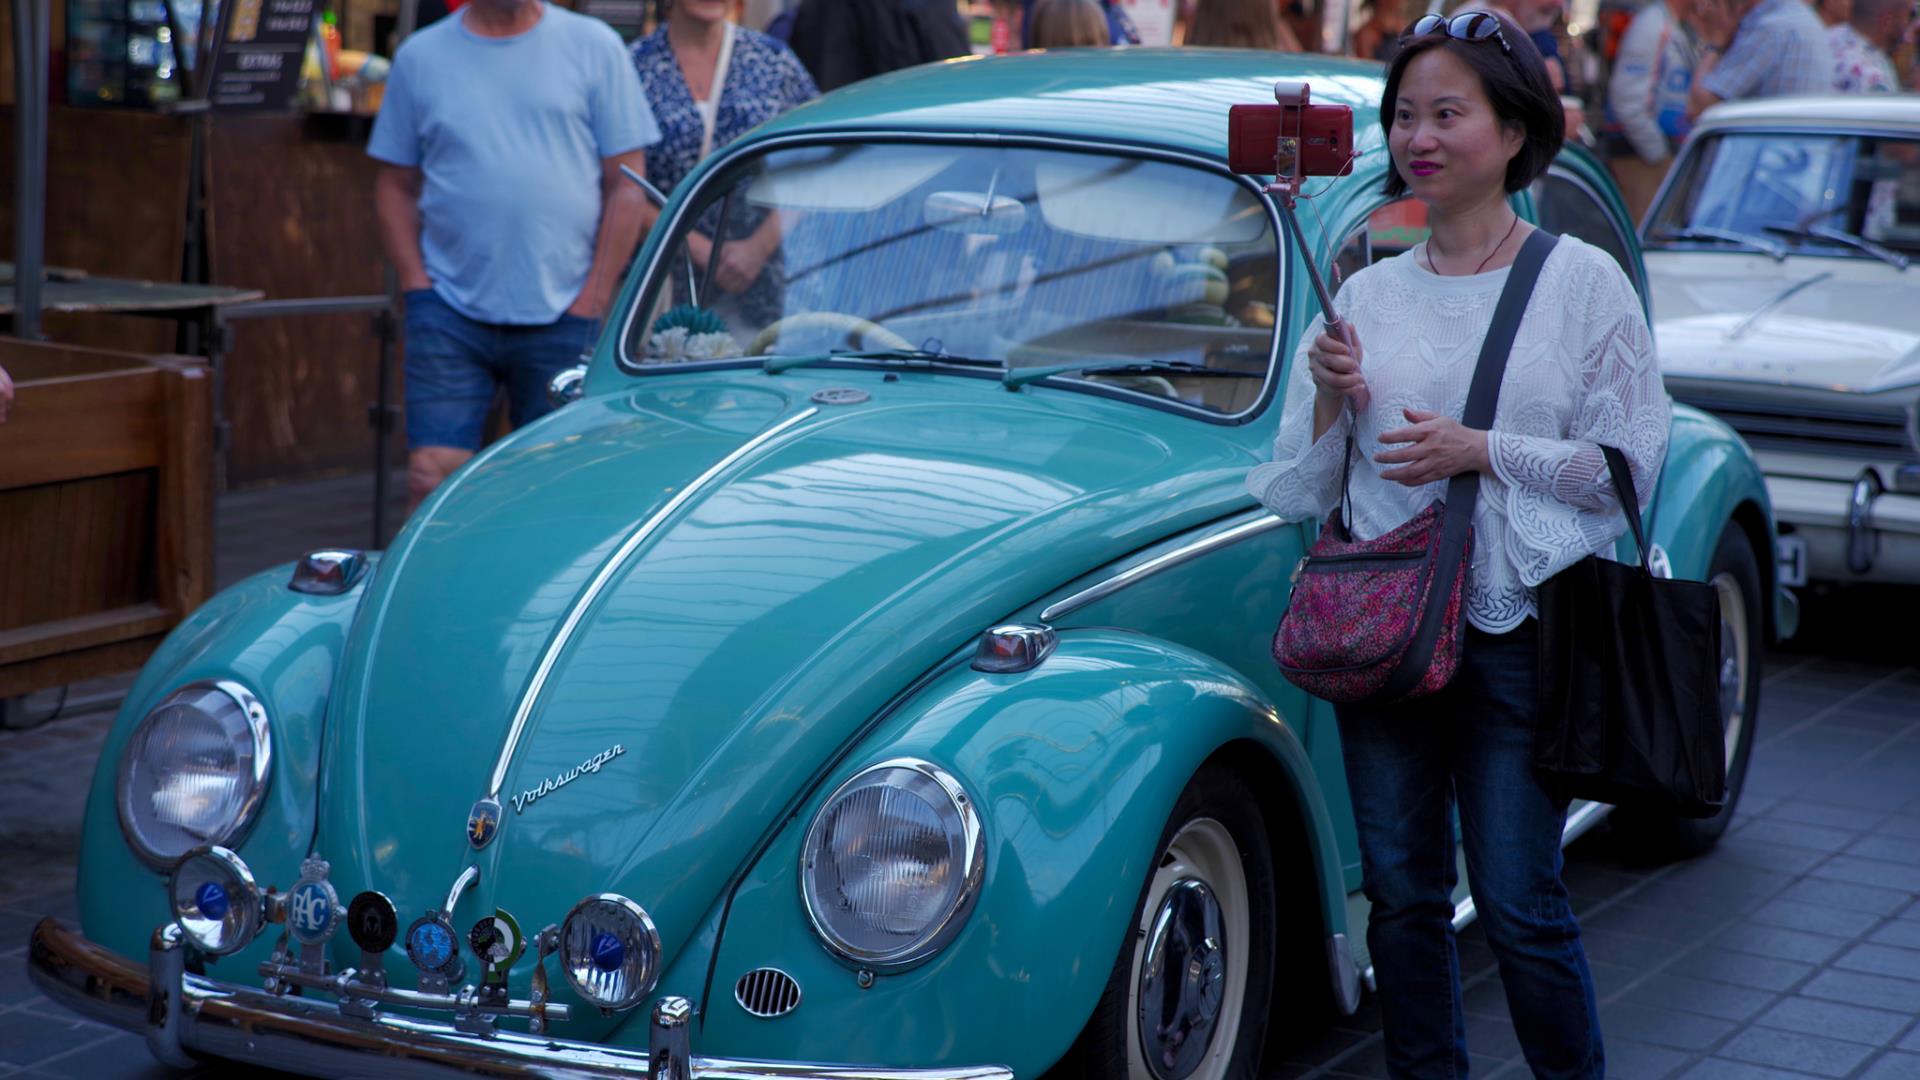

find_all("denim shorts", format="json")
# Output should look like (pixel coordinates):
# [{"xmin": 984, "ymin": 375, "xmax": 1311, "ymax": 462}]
[{"xmin": 402, "ymin": 289, "xmax": 598, "ymax": 452}]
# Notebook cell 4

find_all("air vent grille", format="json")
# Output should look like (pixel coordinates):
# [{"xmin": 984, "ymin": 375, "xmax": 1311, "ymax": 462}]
[
  {"xmin": 1673, "ymin": 393, "xmax": 1918, "ymax": 462},
  {"xmin": 734, "ymin": 967, "xmax": 801, "ymax": 1018}
]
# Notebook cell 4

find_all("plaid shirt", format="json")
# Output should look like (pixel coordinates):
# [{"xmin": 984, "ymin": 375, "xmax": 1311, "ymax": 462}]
[{"xmin": 1702, "ymin": 0, "xmax": 1835, "ymax": 101}]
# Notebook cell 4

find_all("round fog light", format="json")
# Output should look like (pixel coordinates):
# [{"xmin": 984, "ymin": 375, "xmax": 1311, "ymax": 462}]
[
  {"xmin": 169, "ymin": 846, "xmax": 262, "ymax": 956},
  {"xmin": 560, "ymin": 894, "xmax": 660, "ymax": 1011}
]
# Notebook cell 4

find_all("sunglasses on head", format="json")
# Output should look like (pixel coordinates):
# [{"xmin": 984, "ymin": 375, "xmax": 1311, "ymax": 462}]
[{"xmin": 1403, "ymin": 11, "xmax": 1513, "ymax": 53}]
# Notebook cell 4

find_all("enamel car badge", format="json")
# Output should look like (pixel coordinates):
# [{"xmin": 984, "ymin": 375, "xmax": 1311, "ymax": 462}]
[
  {"xmin": 468, "ymin": 909, "xmax": 525, "ymax": 979},
  {"xmin": 466, "ymin": 796, "xmax": 503, "ymax": 850},
  {"xmin": 405, "ymin": 912, "xmax": 461, "ymax": 975},
  {"xmin": 287, "ymin": 856, "xmax": 341, "ymax": 947}
]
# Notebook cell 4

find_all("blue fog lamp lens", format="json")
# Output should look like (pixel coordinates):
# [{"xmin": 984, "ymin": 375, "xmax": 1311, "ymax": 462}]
[
  {"xmin": 559, "ymin": 894, "xmax": 660, "ymax": 1012},
  {"xmin": 591, "ymin": 931, "xmax": 624, "ymax": 972},
  {"xmin": 168, "ymin": 846, "xmax": 261, "ymax": 957}
]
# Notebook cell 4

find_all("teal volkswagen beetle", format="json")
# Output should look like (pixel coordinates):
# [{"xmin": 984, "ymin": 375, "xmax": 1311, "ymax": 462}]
[{"xmin": 31, "ymin": 48, "xmax": 1791, "ymax": 1080}]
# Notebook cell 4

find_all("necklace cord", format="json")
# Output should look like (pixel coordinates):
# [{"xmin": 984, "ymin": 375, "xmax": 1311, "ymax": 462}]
[{"xmin": 1427, "ymin": 212, "xmax": 1522, "ymax": 276}]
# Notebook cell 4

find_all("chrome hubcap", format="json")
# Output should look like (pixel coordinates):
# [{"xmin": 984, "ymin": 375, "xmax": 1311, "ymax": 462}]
[
  {"xmin": 1138, "ymin": 879, "xmax": 1226, "ymax": 1079},
  {"xmin": 1712, "ymin": 571, "xmax": 1750, "ymax": 770},
  {"xmin": 1128, "ymin": 818, "xmax": 1248, "ymax": 1080}
]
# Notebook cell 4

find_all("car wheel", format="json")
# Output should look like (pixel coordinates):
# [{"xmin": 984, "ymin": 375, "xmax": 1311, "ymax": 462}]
[
  {"xmin": 1609, "ymin": 523, "xmax": 1763, "ymax": 858},
  {"xmin": 1054, "ymin": 765, "xmax": 1276, "ymax": 1080}
]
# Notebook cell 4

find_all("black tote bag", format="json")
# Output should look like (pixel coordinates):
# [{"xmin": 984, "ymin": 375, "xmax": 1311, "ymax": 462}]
[{"xmin": 1534, "ymin": 446, "xmax": 1728, "ymax": 818}]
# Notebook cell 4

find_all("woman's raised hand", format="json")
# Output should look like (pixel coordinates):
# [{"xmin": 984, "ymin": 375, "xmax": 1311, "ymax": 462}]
[{"xmin": 1308, "ymin": 324, "xmax": 1371, "ymax": 412}]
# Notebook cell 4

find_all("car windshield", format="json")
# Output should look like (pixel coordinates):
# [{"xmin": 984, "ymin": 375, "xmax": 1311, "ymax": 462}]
[
  {"xmin": 624, "ymin": 142, "xmax": 1283, "ymax": 415},
  {"xmin": 1646, "ymin": 130, "xmax": 1920, "ymax": 260}
]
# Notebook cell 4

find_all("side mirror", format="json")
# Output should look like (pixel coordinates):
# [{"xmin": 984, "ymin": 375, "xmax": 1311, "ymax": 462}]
[{"xmin": 547, "ymin": 363, "xmax": 587, "ymax": 407}]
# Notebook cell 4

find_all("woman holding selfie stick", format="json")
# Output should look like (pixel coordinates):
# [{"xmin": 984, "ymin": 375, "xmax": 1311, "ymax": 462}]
[{"xmin": 1248, "ymin": 13, "xmax": 1668, "ymax": 1079}]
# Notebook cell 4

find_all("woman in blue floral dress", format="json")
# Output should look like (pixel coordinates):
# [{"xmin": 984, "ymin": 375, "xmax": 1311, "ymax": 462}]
[{"xmin": 630, "ymin": 0, "xmax": 817, "ymax": 320}]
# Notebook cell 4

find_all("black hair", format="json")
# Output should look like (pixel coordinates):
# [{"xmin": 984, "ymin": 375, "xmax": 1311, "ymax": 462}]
[{"xmin": 1379, "ymin": 17, "xmax": 1564, "ymax": 198}]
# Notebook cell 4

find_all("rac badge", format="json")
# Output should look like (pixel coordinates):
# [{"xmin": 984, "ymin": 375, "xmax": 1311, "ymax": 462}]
[
  {"xmin": 466, "ymin": 796, "xmax": 502, "ymax": 849},
  {"xmin": 287, "ymin": 856, "xmax": 341, "ymax": 947}
]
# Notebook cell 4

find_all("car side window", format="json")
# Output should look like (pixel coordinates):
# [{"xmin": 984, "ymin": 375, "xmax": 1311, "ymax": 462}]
[{"xmin": 1532, "ymin": 171, "xmax": 1643, "ymax": 299}]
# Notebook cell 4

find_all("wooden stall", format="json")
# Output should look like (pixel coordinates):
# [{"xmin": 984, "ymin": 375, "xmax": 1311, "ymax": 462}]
[
  {"xmin": 0, "ymin": 339, "xmax": 213, "ymax": 698},
  {"xmin": 0, "ymin": 104, "xmax": 393, "ymax": 487}
]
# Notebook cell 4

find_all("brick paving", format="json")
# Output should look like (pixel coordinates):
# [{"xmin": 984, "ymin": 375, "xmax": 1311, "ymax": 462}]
[{"xmin": 3, "ymin": 472, "xmax": 1918, "ymax": 1079}]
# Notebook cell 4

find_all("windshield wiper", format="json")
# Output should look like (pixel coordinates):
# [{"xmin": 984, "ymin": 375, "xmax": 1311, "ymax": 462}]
[
  {"xmin": 1762, "ymin": 222, "xmax": 1911, "ymax": 270},
  {"xmin": 1002, "ymin": 359, "xmax": 1263, "ymax": 389},
  {"xmin": 762, "ymin": 348, "xmax": 1003, "ymax": 374},
  {"xmin": 1654, "ymin": 226, "xmax": 1787, "ymax": 261}
]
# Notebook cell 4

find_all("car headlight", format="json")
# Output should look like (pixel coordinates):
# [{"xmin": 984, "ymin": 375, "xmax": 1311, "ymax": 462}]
[
  {"xmin": 799, "ymin": 758, "xmax": 985, "ymax": 969},
  {"xmin": 117, "ymin": 681, "xmax": 272, "ymax": 867},
  {"xmin": 168, "ymin": 846, "xmax": 262, "ymax": 956},
  {"xmin": 560, "ymin": 894, "xmax": 661, "ymax": 1012}
]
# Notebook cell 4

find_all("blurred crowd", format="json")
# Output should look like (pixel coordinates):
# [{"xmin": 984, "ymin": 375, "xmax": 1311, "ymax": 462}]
[
  {"xmin": 364, "ymin": 0, "xmax": 1919, "ymax": 503},
  {"xmin": 750, "ymin": 0, "xmax": 1920, "ymax": 224}
]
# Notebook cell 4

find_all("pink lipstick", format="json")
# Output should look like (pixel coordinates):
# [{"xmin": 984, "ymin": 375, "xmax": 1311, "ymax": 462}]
[{"xmin": 1410, "ymin": 160, "xmax": 1441, "ymax": 177}]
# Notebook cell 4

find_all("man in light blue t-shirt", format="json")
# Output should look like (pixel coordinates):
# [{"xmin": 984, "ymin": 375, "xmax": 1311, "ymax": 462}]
[{"xmin": 368, "ymin": 0, "xmax": 661, "ymax": 509}]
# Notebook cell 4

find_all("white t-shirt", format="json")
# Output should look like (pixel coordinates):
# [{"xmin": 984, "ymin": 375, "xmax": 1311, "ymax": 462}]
[{"xmin": 1247, "ymin": 234, "xmax": 1671, "ymax": 633}]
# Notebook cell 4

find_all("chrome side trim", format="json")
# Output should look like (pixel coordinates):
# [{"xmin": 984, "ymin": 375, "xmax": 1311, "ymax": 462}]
[
  {"xmin": 488, "ymin": 408, "xmax": 820, "ymax": 796},
  {"xmin": 1039, "ymin": 513, "xmax": 1288, "ymax": 623},
  {"xmin": 29, "ymin": 919, "xmax": 1012, "ymax": 1080}
]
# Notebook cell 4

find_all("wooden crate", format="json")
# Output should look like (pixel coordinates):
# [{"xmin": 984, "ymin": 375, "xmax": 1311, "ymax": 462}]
[{"xmin": 0, "ymin": 340, "xmax": 213, "ymax": 698}]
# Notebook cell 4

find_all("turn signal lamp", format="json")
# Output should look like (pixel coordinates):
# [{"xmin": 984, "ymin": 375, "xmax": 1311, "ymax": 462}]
[{"xmin": 970, "ymin": 624, "xmax": 1058, "ymax": 673}]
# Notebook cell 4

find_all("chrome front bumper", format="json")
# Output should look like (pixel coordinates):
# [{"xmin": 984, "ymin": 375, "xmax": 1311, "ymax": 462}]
[{"xmin": 28, "ymin": 918, "xmax": 1013, "ymax": 1080}]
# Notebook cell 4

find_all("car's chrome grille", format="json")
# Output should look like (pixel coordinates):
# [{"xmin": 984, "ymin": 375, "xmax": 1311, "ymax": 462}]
[
  {"xmin": 734, "ymin": 968, "xmax": 801, "ymax": 1018},
  {"xmin": 1674, "ymin": 393, "xmax": 1917, "ymax": 461}
]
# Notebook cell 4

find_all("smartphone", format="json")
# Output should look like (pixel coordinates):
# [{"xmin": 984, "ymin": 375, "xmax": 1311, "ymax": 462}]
[{"xmin": 1227, "ymin": 102, "xmax": 1355, "ymax": 179}]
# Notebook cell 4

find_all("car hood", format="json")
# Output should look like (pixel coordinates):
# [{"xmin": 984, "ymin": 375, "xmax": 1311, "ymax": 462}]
[
  {"xmin": 1647, "ymin": 256, "xmax": 1920, "ymax": 393},
  {"xmin": 313, "ymin": 374, "xmax": 1256, "ymax": 1017}
]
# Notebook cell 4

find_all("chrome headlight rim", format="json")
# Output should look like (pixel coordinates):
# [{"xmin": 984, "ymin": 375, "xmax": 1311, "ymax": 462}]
[
  {"xmin": 798, "ymin": 756, "xmax": 987, "ymax": 971},
  {"xmin": 558, "ymin": 893, "xmax": 663, "ymax": 1012},
  {"xmin": 167, "ymin": 845, "xmax": 263, "ymax": 957},
  {"xmin": 116, "ymin": 679, "xmax": 274, "ymax": 870}
]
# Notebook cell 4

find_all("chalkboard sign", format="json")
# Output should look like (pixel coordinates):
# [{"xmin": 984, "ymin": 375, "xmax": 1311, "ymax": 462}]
[{"xmin": 204, "ymin": 0, "xmax": 317, "ymax": 110}]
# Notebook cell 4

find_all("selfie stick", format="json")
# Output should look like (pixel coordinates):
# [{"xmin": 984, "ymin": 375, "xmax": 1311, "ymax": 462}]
[{"xmin": 1262, "ymin": 82, "xmax": 1363, "ymax": 403}]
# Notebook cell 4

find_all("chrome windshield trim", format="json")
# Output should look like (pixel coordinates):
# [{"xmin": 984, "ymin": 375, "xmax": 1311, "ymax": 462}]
[
  {"xmin": 28, "ymin": 919, "xmax": 1012, "ymax": 1080},
  {"xmin": 487, "ymin": 407, "xmax": 820, "ymax": 796},
  {"xmin": 613, "ymin": 130, "xmax": 1290, "ymax": 429},
  {"xmin": 1039, "ymin": 512, "xmax": 1288, "ymax": 623}
]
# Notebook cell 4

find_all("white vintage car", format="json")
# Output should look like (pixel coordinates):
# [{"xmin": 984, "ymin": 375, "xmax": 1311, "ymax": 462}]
[{"xmin": 1642, "ymin": 95, "xmax": 1920, "ymax": 588}]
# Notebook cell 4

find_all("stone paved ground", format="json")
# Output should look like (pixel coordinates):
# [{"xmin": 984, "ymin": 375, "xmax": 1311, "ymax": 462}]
[{"xmin": 3, "ymin": 472, "xmax": 1918, "ymax": 1079}]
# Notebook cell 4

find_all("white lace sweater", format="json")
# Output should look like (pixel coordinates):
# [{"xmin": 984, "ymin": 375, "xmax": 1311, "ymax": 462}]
[{"xmin": 1246, "ymin": 235, "xmax": 1670, "ymax": 633}]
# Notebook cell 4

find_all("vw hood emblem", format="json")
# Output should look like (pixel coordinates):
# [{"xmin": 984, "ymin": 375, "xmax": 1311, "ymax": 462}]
[{"xmin": 466, "ymin": 796, "xmax": 503, "ymax": 849}]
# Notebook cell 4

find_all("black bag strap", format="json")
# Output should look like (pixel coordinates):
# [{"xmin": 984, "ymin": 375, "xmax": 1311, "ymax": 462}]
[
  {"xmin": 1599, "ymin": 444, "xmax": 1652, "ymax": 574},
  {"xmin": 1374, "ymin": 228, "xmax": 1559, "ymax": 701}
]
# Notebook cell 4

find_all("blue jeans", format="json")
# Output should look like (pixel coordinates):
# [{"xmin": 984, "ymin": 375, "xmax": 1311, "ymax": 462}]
[
  {"xmin": 402, "ymin": 289, "xmax": 597, "ymax": 452},
  {"xmin": 1336, "ymin": 621, "xmax": 1603, "ymax": 1080}
]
